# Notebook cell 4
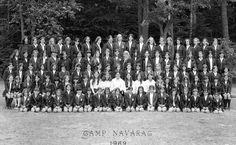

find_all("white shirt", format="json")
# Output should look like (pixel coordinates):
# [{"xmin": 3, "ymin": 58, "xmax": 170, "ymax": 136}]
[
  {"xmin": 145, "ymin": 58, "xmax": 148, "ymax": 67},
  {"xmin": 59, "ymin": 44, "xmax": 63, "ymax": 53},
  {"xmin": 160, "ymin": 44, "xmax": 164, "ymax": 51},
  {"xmin": 150, "ymin": 93, "xmax": 153, "ymax": 106},
  {"xmin": 174, "ymin": 71, "xmax": 178, "ymax": 78},
  {"xmin": 173, "ymin": 96, "xmax": 175, "ymax": 106},
  {"xmin": 118, "ymin": 41, "xmax": 121, "ymax": 47},
  {"xmin": 176, "ymin": 59, "xmax": 179, "ymax": 67},
  {"xmin": 133, "ymin": 80, "xmax": 143, "ymax": 94},
  {"xmin": 99, "ymin": 80, "xmax": 111, "ymax": 90},
  {"xmin": 140, "ymin": 43, "xmax": 143, "ymax": 52},
  {"xmin": 143, "ymin": 80, "xmax": 156, "ymax": 92},
  {"xmin": 110, "ymin": 78, "xmax": 126, "ymax": 91},
  {"xmin": 19, "ymin": 71, "xmax": 22, "ymax": 80},
  {"xmin": 9, "ymin": 82, "xmax": 12, "ymax": 92},
  {"xmin": 90, "ymin": 79, "xmax": 100, "ymax": 93},
  {"xmin": 86, "ymin": 43, "xmax": 90, "ymax": 49},
  {"xmin": 155, "ymin": 57, "xmax": 159, "ymax": 65},
  {"xmin": 150, "ymin": 44, "xmax": 153, "ymax": 51},
  {"xmin": 209, "ymin": 58, "xmax": 213, "ymax": 70},
  {"xmin": 187, "ymin": 59, "xmax": 191, "ymax": 68},
  {"xmin": 186, "ymin": 45, "xmax": 190, "ymax": 50},
  {"xmin": 109, "ymin": 42, "xmax": 113, "ymax": 48},
  {"xmin": 177, "ymin": 45, "xmax": 180, "ymax": 50},
  {"xmin": 97, "ymin": 44, "xmax": 101, "ymax": 54},
  {"xmin": 41, "ymin": 43, "xmax": 45, "ymax": 51},
  {"xmin": 129, "ymin": 41, "xmax": 132, "ymax": 50},
  {"xmin": 34, "ymin": 57, "xmax": 37, "ymax": 63}
]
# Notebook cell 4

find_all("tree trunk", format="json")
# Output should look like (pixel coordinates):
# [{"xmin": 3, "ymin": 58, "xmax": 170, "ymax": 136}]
[
  {"xmin": 189, "ymin": 0, "xmax": 193, "ymax": 40},
  {"xmin": 142, "ymin": 0, "xmax": 149, "ymax": 41},
  {"xmin": 168, "ymin": 0, "xmax": 173, "ymax": 39},
  {"xmin": 138, "ymin": 0, "xmax": 143, "ymax": 36},
  {"xmin": 221, "ymin": 0, "xmax": 229, "ymax": 41},
  {"xmin": 19, "ymin": 4, "xmax": 24, "ymax": 41}
]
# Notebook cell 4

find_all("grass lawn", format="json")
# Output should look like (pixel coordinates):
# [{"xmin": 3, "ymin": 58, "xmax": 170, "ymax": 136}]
[{"xmin": 0, "ymin": 81, "xmax": 236, "ymax": 145}]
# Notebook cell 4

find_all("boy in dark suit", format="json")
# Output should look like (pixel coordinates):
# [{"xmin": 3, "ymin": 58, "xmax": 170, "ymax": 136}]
[
  {"xmin": 41, "ymin": 89, "xmax": 54, "ymax": 113},
  {"xmin": 30, "ymin": 88, "xmax": 42, "ymax": 112},
  {"xmin": 190, "ymin": 88, "xmax": 200, "ymax": 112},
  {"xmin": 84, "ymin": 88, "xmax": 93, "ymax": 112},
  {"xmin": 124, "ymin": 87, "xmax": 136, "ymax": 112},
  {"xmin": 146, "ymin": 85, "xmax": 158, "ymax": 112},
  {"xmin": 200, "ymin": 89, "xmax": 212, "ymax": 113},
  {"xmin": 114, "ymin": 88, "xmax": 124, "ymax": 112},
  {"xmin": 53, "ymin": 88, "xmax": 63, "ymax": 112},
  {"xmin": 63, "ymin": 84, "xmax": 75, "ymax": 112},
  {"xmin": 73, "ymin": 85, "xmax": 86, "ymax": 112},
  {"xmin": 222, "ymin": 75, "xmax": 231, "ymax": 110},
  {"xmin": 20, "ymin": 88, "xmax": 31, "ymax": 112},
  {"xmin": 181, "ymin": 87, "xmax": 191, "ymax": 112},
  {"xmin": 212, "ymin": 92, "xmax": 224, "ymax": 113},
  {"xmin": 168, "ymin": 88, "xmax": 181, "ymax": 112},
  {"xmin": 157, "ymin": 87, "xmax": 168, "ymax": 112}
]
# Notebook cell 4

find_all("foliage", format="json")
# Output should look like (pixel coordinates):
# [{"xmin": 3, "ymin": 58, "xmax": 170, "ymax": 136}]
[
  {"xmin": 9, "ymin": 0, "xmax": 82, "ymax": 39},
  {"xmin": 63, "ymin": 0, "xmax": 138, "ymax": 41}
]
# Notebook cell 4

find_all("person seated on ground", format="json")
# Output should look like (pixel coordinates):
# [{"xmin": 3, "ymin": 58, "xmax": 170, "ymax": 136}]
[
  {"xmin": 222, "ymin": 75, "xmax": 231, "ymax": 110},
  {"xmin": 181, "ymin": 87, "xmax": 191, "ymax": 112},
  {"xmin": 13, "ymin": 75, "xmax": 23, "ymax": 109},
  {"xmin": 101, "ymin": 87, "xmax": 112, "ymax": 112},
  {"xmin": 53, "ymin": 88, "xmax": 63, "ymax": 113},
  {"xmin": 136, "ymin": 86, "xmax": 147, "ymax": 112},
  {"xmin": 114, "ymin": 88, "xmax": 124, "ymax": 112},
  {"xmin": 190, "ymin": 88, "xmax": 200, "ymax": 112},
  {"xmin": 20, "ymin": 88, "xmax": 31, "ymax": 112},
  {"xmin": 30, "ymin": 88, "xmax": 42, "ymax": 112},
  {"xmin": 84, "ymin": 88, "xmax": 93, "ymax": 112},
  {"xmin": 213, "ymin": 92, "xmax": 224, "ymax": 114},
  {"xmin": 93, "ymin": 87, "xmax": 103, "ymax": 112},
  {"xmin": 124, "ymin": 87, "xmax": 136, "ymax": 112},
  {"xmin": 3, "ymin": 74, "xmax": 14, "ymax": 109},
  {"xmin": 63, "ymin": 84, "xmax": 74, "ymax": 112},
  {"xmin": 146, "ymin": 85, "xmax": 158, "ymax": 112},
  {"xmin": 157, "ymin": 87, "xmax": 168, "ymax": 112},
  {"xmin": 168, "ymin": 88, "xmax": 181, "ymax": 112},
  {"xmin": 41, "ymin": 90, "xmax": 54, "ymax": 113},
  {"xmin": 200, "ymin": 89, "xmax": 211, "ymax": 113},
  {"xmin": 73, "ymin": 85, "xmax": 86, "ymax": 112}
]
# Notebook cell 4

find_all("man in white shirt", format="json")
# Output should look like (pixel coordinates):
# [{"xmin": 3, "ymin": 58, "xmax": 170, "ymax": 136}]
[
  {"xmin": 110, "ymin": 72, "xmax": 126, "ymax": 92},
  {"xmin": 143, "ymin": 73, "xmax": 156, "ymax": 93}
]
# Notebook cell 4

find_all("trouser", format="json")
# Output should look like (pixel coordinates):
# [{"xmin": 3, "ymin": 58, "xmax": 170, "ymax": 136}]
[
  {"xmin": 5, "ymin": 97, "xmax": 13, "ymax": 108},
  {"xmin": 224, "ymin": 99, "xmax": 231, "ymax": 109}
]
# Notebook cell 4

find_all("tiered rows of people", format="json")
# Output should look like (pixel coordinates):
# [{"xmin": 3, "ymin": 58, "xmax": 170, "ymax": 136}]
[{"xmin": 2, "ymin": 35, "xmax": 232, "ymax": 113}]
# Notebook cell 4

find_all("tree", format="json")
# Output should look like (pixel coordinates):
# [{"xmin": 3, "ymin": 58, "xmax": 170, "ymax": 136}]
[
  {"xmin": 221, "ymin": 0, "xmax": 230, "ymax": 41},
  {"xmin": 9, "ymin": 0, "xmax": 82, "ymax": 40}
]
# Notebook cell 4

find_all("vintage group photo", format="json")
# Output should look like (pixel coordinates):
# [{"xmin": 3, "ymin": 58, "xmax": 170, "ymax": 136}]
[{"xmin": 0, "ymin": 0, "xmax": 236, "ymax": 145}]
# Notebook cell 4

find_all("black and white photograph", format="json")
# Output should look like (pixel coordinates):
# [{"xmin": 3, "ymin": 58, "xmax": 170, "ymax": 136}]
[{"xmin": 0, "ymin": 0, "xmax": 236, "ymax": 145}]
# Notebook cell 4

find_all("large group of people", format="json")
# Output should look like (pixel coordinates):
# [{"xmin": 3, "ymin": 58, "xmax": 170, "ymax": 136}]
[{"xmin": 2, "ymin": 34, "xmax": 232, "ymax": 113}]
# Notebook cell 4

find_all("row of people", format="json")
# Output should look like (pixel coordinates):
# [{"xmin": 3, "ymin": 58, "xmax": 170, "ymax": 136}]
[
  {"xmin": 18, "ymin": 35, "xmax": 225, "ymax": 61},
  {"xmin": 3, "ymin": 65, "xmax": 231, "ymax": 111},
  {"xmin": 10, "ymin": 45, "xmax": 228, "ymax": 75},
  {"xmin": 15, "ymin": 85, "xmax": 224, "ymax": 113}
]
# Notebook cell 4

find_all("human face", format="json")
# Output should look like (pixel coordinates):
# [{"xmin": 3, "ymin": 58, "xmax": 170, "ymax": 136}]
[
  {"xmin": 177, "ymin": 39, "xmax": 180, "ymax": 45},
  {"xmin": 160, "ymin": 37, "xmax": 165, "ymax": 45},
  {"xmin": 149, "ymin": 37, "xmax": 154, "ymax": 44},
  {"xmin": 86, "ymin": 37, "xmax": 90, "ymax": 43}
]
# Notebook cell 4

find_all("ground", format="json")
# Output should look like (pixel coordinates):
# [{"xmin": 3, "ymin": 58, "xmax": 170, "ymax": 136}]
[{"xmin": 0, "ymin": 81, "xmax": 236, "ymax": 145}]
